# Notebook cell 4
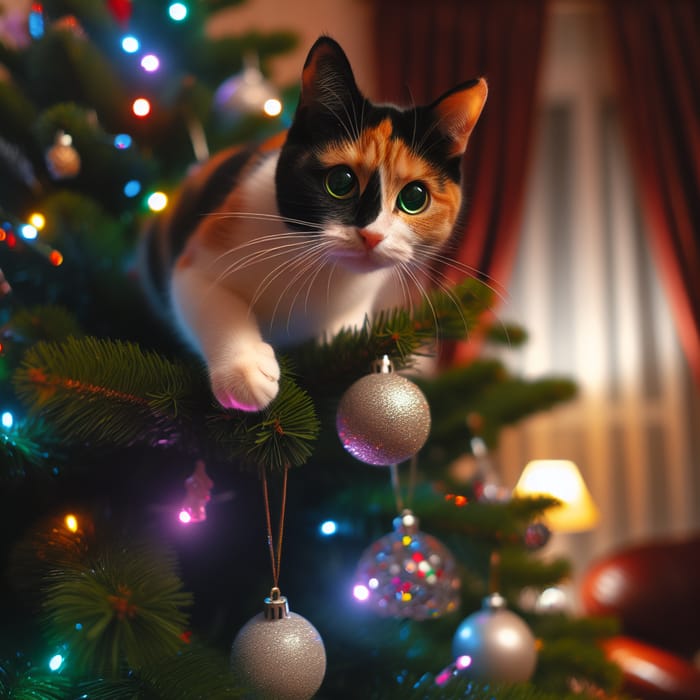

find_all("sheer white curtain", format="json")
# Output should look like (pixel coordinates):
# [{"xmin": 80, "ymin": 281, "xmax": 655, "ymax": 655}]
[{"xmin": 494, "ymin": 1, "xmax": 700, "ymax": 575}]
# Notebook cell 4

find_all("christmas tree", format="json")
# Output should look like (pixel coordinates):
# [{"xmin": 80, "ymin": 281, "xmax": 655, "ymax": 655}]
[{"xmin": 0, "ymin": 2, "xmax": 622, "ymax": 698}]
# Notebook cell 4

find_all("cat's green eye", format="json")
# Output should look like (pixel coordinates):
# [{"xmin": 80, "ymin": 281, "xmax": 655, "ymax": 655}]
[
  {"xmin": 397, "ymin": 182, "xmax": 429, "ymax": 215},
  {"xmin": 325, "ymin": 166, "xmax": 357, "ymax": 199}
]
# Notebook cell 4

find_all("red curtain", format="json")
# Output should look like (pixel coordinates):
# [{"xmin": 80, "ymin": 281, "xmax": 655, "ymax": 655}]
[
  {"xmin": 373, "ymin": 0, "xmax": 549, "ymax": 363},
  {"xmin": 606, "ymin": 0, "xmax": 700, "ymax": 387}
]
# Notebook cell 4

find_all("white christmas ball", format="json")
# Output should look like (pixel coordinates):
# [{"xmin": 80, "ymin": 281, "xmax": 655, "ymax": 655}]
[
  {"xmin": 336, "ymin": 370, "xmax": 430, "ymax": 466},
  {"xmin": 231, "ymin": 604, "xmax": 326, "ymax": 699},
  {"xmin": 451, "ymin": 593, "xmax": 537, "ymax": 683}
]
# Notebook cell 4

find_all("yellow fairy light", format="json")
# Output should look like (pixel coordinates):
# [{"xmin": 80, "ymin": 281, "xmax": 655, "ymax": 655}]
[
  {"xmin": 28, "ymin": 212, "xmax": 46, "ymax": 230},
  {"xmin": 147, "ymin": 191, "xmax": 168, "ymax": 212},
  {"xmin": 263, "ymin": 97, "xmax": 282, "ymax": 117},
  {"xmin": 64, "ymin": 514, "xmax": 78, "ymax": 532}
]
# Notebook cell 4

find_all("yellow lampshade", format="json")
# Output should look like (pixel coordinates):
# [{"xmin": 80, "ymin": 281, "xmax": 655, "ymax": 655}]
[{"xmin": 513, "ymin": 459, "xmax": 599, "ymax": 533}]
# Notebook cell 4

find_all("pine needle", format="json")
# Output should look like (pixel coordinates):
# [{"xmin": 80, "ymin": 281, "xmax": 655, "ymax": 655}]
[
  {"xmin": 14, "ymin": 336, "xmax": 204, "ymax": 447},
  {"xmin": 42, "ymin": 535, "xmax": 192, "ymax": 677},
  {"xmin": 208, "ymin": 361, "xmax": 320, "ymax": 471}
]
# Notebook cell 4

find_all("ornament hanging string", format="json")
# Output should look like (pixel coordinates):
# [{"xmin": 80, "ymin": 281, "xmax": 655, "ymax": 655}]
[
  {"xmin": 260, "ymin": 464, "xmax": 288, "ymax": 588},
  {"xmin": 388, "ymin": 454, "xmax": 419, "ymax": 514},
  {"xmin": 488, "ymin": 548, "xmax": 502, "ymax": 594}
]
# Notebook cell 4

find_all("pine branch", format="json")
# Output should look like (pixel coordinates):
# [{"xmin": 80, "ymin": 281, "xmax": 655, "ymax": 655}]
[
  {"xmin": 0, "ymin": 660, "xmax": 74, "ymax": 700},
  {"xmin": 0, "ymin": 415, "xmax": 65, "ymax": 482},
  {"xmin": 208, "ymin": 361, "xmax": 320, "ymax": 471},
  {"xmin": 291, "ymin": 277, "xmax": 495, "ymax": 394},
  {"xmin": 14, "ymin": 336, "xmax": 206, "ymax": 447},
  {"xmin": 42, "ymin": 535, "xmax": 192, "ymax": 677}
]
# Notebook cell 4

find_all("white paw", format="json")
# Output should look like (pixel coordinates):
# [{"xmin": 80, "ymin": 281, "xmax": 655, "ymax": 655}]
[{"xmin": 210, "ymin": 342, "xmax": 280, "ymax": 411}]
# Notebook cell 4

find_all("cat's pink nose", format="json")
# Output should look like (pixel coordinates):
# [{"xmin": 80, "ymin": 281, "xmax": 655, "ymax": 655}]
[{"xmin": 358, "ymin": 228, "xmax": 384, "ymax": 250}]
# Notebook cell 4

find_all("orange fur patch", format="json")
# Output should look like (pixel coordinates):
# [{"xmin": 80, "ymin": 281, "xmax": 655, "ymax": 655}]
[{"xmin": 317, "ymin": 119, "xmax": 462, "ymax": 245}]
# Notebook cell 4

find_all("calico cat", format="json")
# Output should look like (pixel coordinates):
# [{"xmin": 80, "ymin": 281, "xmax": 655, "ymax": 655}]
[{"xmin": 141, "ymin": 36, "xmax": 487, "ymax": 412}]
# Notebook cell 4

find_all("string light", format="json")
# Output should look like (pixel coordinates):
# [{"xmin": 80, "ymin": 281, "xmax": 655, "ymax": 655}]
[
  {"xmin": 28, "ymin": 212, "xmax": 46, "ymax": 230},
  {"xmin": 48, "ymin": 250, "xmax": 64, "ymax": 266},
  {"xmin": 123, "ymin": 180, "xmax": 141, "ymax": 198},
  {"xmin": 48, "ymin": 654, "xmax": 64, "ymax": 672},
  {"xmin": 114, "ymin": 133, "xmax": 132, "ymax": 149},
  {"xmin": 19, "ymin": 224, "xmax": 38, "ymax": 240},
  {"xmin": 121, "ymin": 35, "xmax": 140, "ymax": 53},
  {"xmin": 1, "ymin": 411, "xmax": 13, "ymax": 429},
  {"xmin": 168, "ymin": 2, "xmax": 188, "ymax": 21},
  {"xmin": 147, "ymin": 191, "xmax": 168, "ymax": 212},
  {"xmin": 263, "ymin": 98, "xmax": 283, "ymax": 117},
  {"xmin": 319, "ymin": 520, "xmax": 337, "ymax": 536},
  {"xmin": 140, "ymin": 54, "xmax": 160, "ymax": 73},
  {"xmin": 132, "ymin": 98, "xmax": 151, "ymax": 117},
  {"xmin": 29, "ymin": 3, "xmax": 45, "ymax": 39},
  {"xmin": 64, "ymin": 514, "xmax": 78, "ymax": 533}
]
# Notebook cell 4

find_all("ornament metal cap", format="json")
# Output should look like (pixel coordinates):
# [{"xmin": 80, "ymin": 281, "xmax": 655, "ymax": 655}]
[
  {"xmin": 264, "ymin": 586, "xmax": 290, "ymax": 620},
  {"xmin": 372, "ymin": 354, "xmax": 393, "ymax": 374},
  {"xmin": 482, "ymin": 592, "xmax": 508, "ymax": 611}
]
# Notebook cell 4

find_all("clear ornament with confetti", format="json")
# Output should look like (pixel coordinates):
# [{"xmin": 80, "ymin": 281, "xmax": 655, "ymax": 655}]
[{"xmin": 353, "ymin": 509, "xmax": 461, "ymax": 620}]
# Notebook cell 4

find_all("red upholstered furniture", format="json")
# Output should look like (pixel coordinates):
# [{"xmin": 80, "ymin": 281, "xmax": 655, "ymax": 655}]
[{"xmin": 580, "ymin": 534, "xmax": 700, "ymax": 699}]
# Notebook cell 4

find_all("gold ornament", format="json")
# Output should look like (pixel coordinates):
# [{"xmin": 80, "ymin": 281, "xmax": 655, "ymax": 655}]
[{"xmin": 45, "ymin": 131, "xmax": 81, "ymax": 180}]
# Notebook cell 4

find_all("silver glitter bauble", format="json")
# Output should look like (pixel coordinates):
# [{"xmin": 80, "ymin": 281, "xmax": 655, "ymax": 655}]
[
  {"xmin": 353, "ymin": 510, "xmax": 461, "ymax": 619},
  {"xmin": 231, "ymin": 588, "xmax": 326, "ymax": 700},
  {"xmin": 336, "ymin": 358, "xmax": 430, "ymax": 466},
  {"xmin": 451, "ymin": 593, "xmax": 537, "ymax": 683}
]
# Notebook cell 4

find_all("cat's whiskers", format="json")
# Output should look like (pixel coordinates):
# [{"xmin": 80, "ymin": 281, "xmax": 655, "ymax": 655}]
[
  {"xmin": 211, "ymin": 237, "xmax": 319, "ymax": 288},
  {"xmin": 205, "ymin": 210, "xmax": 321, "ymax": 230},
  {"xmin": 247, "ymin": 240, "xmax": 333, "ymax": 315},
  {"xmin": 262, "ymin": 246, "xmax": 334, "ymax": 332}
]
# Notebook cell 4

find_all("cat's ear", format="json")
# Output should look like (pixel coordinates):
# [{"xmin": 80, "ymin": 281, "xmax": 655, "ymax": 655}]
[
  {"xmin": 299, "ymin": 36, "xmax": 362, "ymax": 111},
  {"xmin": 430, "ymin": 78, "xmax": 488, "ymax": 157}
]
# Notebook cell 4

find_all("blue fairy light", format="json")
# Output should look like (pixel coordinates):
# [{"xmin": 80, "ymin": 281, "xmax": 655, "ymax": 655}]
[
  {"xmin": 114, "ymin": 133, "xmax": 132, "ymax": 150},
  {"xmin": 168, "ymin": 3, "xmax": 188, "ymax": 21},
  {"xmin": 48, "ymin": 654, "xmax": 64, "ymax": 671},
  {"xmin": 19, "ymin": 224, "xmax": 38, "ymax": 240},
  {"xmin": 29, "ymin": 6, "xmax": 45, "ymax": 38},
  {"xmin": 123, "ymin": 180, "xmax": 141, "ymax": 198},
  {"xmin": 1, "ymin": 411, "xmax": 14, "ymax": 429},
  {"xmin": 121, "ymin": 35, "xmax": 140, "ymax": 53},
  {"xmin": 319, "ymin": 520, "xmax": 337, "ymax": 536}
]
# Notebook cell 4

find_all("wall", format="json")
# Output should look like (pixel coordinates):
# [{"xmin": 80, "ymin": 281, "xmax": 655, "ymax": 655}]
[{"xmin": 208, "ymin": 0, "xmax": 377, "ymax": 94}]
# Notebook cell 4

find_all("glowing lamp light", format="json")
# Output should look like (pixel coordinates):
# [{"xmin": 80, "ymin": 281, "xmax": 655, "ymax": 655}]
[
  {"xmin": 514, "ymin": 459, "xmax": 600, "ymax": 533},
  {"xmin": 140, "ymin": 54, "xmax": 160, "ymax": 72},
  {"xmin": 132, "ymin": 98, "xmax": 151, "ymax": 117},
  {"xmin": 123, "ymin": 180, "xmax": 141, "ymax": 198},
  {"xmin": 168, "ymin": 2, "xmax": 188, "ymax": 21},
  {"xmin": 178, "ymin": 509, "xmax": 192, "ymax": 524},
  {"xmin": 48, "ymin": 654, "xmax": 64, "ymax": 672},
  {"xmin": 121, "ymin": 35, "xmax": 140, "ymax": 53},
  {"xmin": 19, "ymin": 224, "xmax": 38, "ymax": 240},
  {"xmin": 64, "ymin": 514, "xmax": 78, "ymax": 532},
  {"xmin": 353, "ymin": 584, "xmax": 370, "ymax": 602},
  {"xmin": 147, "ymin": 191, "xmax": 168, "ymax": 212},
  {"xmin": 319, "ymin": 520, "xmax": 337, "ymax": 536},
  {"xmin": 263, "ymin": 98, "xmax": 283, "ymax": 117},
  {"xmin": 1, "ymin": 411, "xmax": 14, "ymax": 429}
]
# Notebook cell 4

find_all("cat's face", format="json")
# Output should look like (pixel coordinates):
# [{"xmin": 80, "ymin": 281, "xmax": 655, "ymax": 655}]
[{"xmin": 275, "ymin": 37, "xmax": 487, "ymax": 273}]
